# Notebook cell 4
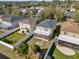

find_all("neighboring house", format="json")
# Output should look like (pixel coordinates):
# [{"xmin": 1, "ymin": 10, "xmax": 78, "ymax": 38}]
[
  {"xmin": 34, "ymin": 19, "xmax": 57, "ymax": 41},
  {"xmin": 0, "ymin": 14, "xmax": 15, "ymax": 29},
  {"xmin": 56, "ymin": 21, "xmax": 79, "ymax": 50},
  {"xmin": 65, "ymin": 7, "xmax": 76, "ymax": 17},
  {"xmin": 19, "ymin": 8, "xmax": 27, "ymax": 15},
  {"xmin": 30, "ymin": 6, "xmax": 44, "ymax": 15},
  {"xmin": 35, "ymin": 7, "xmax": 44, "ymax": 14},
  {"xmin": 30, "ymin": 8, "xmax": 38, "ymax": 15},
  {"xmin": 0, "ymin": 15, "xmax": 26, "ymax": 29},
  {"xmin": 19, "ymin": 17, "xmax": 37, "ymax": 34},
  {"xmin": 0, "ymin": 14, "xmax": 14, "ymax": 23},
  {"xmin": 66, "ymin": 7, "xmax": 76, "ymax": 12}
]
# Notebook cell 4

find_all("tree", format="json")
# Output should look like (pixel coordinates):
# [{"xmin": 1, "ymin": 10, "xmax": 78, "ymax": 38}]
[
  {"xmin": 31, "ymin": 44, "xmax": 41, "ymax": 54},
  {"xmin": 0, "ymin": 9, "xmax": 4, "ymax": 14},
  {"xmin": 26, "ymin": 44, "xmax": 41, "ymax": 59},
  {"xmin": 39, "ymin": 0, "xmax": 49, "ymax": 7},
  {"xmin": 72, "ymin": 12, "xmax": 79, "ymax": 23},
  {"xmin": 72, "ymin": 2, "xmax": 79, "ymax": 10},
  {"xmin": 37, "ymin": 11, "xmax": 46, "ymax": 24},
  {"xmin": 3, "ymin": 8, "xmax": 12, "ymax": 14},
  {"xmin": 28, "ymin": 44, "xmax": 41, "ymax": 55},
  {"xmin": 1, "ymin": 38, "xmax": 13, "ymax": 44},
  {"xmin": 54, "ymin": 11, "xmax": 65, "ymax": 22},
  {"xmin": 44, "ymin": 9, "xmax": 54, "ymax": 19},
  {"xmin": 11, "ymin": 9, "xmax": 21, "ymax": 15},
  {"xmin": 64, "ymin": 0, "xmax": 74, "ymax": 4},
  {"xmin": 17, "ymin": 42, "xmax": 29, "ymax": 56}
]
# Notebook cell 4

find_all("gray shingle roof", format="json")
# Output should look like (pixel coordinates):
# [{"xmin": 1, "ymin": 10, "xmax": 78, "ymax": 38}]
[
  {"xmin": 20, "ymin": 17, "xmax": 36, "ymax": 25},
  {"xmin": 0, "ymin": 14, "xmax": 15, "ymax": 22},
  {"xmin": 0, "ymin": 15, "xmax": 27, "ymax": 22},
  {"xmin": 0, "ymin": 14, "xmax": 14, "ymax": 19},
  {"xmin": 11, "ymin": 15, "xmax": 27, "ymax": 22},
  {"xmin": 38, "ymin": 19, "xmax": 57, "ymax": 28}
]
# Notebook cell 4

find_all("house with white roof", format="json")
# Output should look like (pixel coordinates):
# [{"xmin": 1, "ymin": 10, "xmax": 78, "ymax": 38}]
[
  {"xmin": 34, "ymin": 19, "xmax": 57, "ymax": 41},
  {"xmin": 56, "ymin": 21, "xmax": 79, "ymax": 50}
]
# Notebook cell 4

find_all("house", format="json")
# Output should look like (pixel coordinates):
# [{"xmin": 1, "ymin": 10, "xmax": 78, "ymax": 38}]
[
  {"xmin": 65, "ymin": 7, "xmax": 76, "ymax": 18},
  {"xmin": 19, "ymin": 17, "xmax": 37, "ymax": 34},
  {"xmin": 0, "ymin": 14, "xmax": 15, "ymax": 29},
  {"xmin": 56, "ymin": 21, "xmax": 79, "ymax": 50},
  {"xmin": 29, "ymin": 6, "xmax": 44, "ymax": 15},
  {"xmin": 35, "ymin": 7, "xmax": 44, "ymax": 14},
  {"xmin": 30, "ymin": 7, "xmax": 38, "ymax": 15},
  {"xmin": 19, "ymin": 8, "xmax": 27, "ymax": 15},
  {"xmin": 66, "ymin": 7, "xmax": 76, "ymax": 12},
  {"xmin": 0, "ymin": 15, "xmax": 26, "ymax": 29},
  {"xmin": 0, "ymin": 14, "xmax": 14, "ymax": 23},
  {"xmin": 34, "ymin": 19, "xmax": 57, "ymax": 41}
]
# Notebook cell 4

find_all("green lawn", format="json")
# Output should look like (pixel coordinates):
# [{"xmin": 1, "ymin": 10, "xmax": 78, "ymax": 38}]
[
  {"xmin": 3, "ymin": 31, "xmax": 26, "ymax": 44},
  {"xmin": 0, "ymin": 30, "xmax": 4, "ymax": 34},
  {"xmin": 53, "ymin": 48, "xmax": 79, "ymax": 59}
]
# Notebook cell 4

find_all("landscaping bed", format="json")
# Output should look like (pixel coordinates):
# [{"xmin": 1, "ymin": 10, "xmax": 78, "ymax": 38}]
[
  {"xmin": 26, "ymin": 38, "xmax": 52, "ymax": 59},
  {"xmin": 53, "ymin": 48, "xmax": 79, "ymax": 59},
  {"xmin": 27, "ymin": 38, "xmax": 51, "ymax": 49}
]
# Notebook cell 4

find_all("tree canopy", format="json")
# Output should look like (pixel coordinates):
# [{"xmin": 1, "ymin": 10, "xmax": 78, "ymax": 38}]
[{"xmin": 17, "ymin": 42, "xmax": 29, "ymax": 56}]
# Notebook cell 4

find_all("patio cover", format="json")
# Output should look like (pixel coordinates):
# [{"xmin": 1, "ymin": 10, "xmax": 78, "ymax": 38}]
[
  {"xmin": 34, "ymin": 29, "xmax": 51, "ymax": 37},
  {"xmin": 57, "ymin": 35, "xmax": 79, "ymax": 45}
]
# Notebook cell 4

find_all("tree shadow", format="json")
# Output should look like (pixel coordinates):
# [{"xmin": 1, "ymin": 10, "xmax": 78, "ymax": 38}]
[
  {"xmin": 47, "ymin": 43, "xmax": 56, "ymax": 59},
  {"xmin": 48, "ymin": 43, "xmax": 56, "ymax": 56},
  {"xmin": 51, "ymin": 56, "xmax": 55, "ymax": 59},
  {"xmin": 50, "ymin": 25, "xmax": 61, "ymax": 41},
  {"xmin": 39, "ymin": 43, "xmax": 56, "ymax": 59},
  {"xmin": 50, "ymin": 30, "xmax": 57, "ymax": 40},
  {"xmin": 0, "ymin": 53, "xmax": 10, "ymax": 59},
  {"xmin": 61, "ymin": 16, "xmax": 67, "ymax": 22},
  {"xmin": 25, "ymin": 33, "xmax": 34, "ymax": 42},
  {"xmin": 55, "ymin": 25, "xmax": 61, "ymax": 36},
  {"xmin": 39, "ymin": 49, "xmax": 48, "ymax": 59}
]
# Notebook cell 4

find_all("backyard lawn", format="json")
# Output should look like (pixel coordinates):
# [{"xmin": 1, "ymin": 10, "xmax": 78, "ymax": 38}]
[
  {"xmin": 53, "ymin": 48, "xmax": 79, "ymax": 59},
  {"xmin": 0, "ymin": 30, "xmax": 4, "ymax": 34},
  {"xmin": 2, "ymin": 31, "xmax": 26, "ymax": 44}
]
